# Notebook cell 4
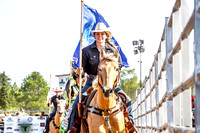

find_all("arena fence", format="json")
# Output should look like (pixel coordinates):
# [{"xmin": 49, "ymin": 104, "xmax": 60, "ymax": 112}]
[{"xmin": 132, "ymin": 0, "xmax": 200, "ymax": 132}]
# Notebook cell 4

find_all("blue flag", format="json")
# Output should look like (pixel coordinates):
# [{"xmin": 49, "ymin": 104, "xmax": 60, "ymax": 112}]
[{"xmin": 72, "ymin": 4, "xmax": 129, "ymax": 69}]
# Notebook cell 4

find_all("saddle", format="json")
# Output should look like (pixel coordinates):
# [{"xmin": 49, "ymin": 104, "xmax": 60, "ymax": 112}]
[
  {"xmin": 70, "ymin": 88, "xmax": 96, "ymax": 133},
  {"xmin": 69, "ymin": 88, "xmax": 137, "ymax": 133}
]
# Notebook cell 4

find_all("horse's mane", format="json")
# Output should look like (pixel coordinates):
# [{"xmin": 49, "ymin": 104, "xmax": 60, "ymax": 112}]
[
  {"xmin": 86, "ymin": 77, "xmax": 98, "ymax": 95},
  {"xmin": 92, "ymin": 76, "xmax": 98, "ymax": 89},
  {"xmin": 100, "ymin": 53, "xmax": 118, "ymax": 63}
]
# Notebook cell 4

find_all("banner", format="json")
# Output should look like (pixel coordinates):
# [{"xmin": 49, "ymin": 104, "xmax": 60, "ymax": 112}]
[{"xmin": 4, "ymin": 116, "xmax": 46, "ymax": 133}]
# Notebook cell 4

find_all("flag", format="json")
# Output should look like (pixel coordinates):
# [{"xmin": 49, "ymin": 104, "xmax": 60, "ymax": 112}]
[{"xmin": 72, "ymin": 4, "xmax": 129, "ymax": 69}]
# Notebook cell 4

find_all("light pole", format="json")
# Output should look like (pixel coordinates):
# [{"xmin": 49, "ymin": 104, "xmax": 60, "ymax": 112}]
[{"xmin": 132, "ymin": 39, "xmax": 145, "ymax": 88}]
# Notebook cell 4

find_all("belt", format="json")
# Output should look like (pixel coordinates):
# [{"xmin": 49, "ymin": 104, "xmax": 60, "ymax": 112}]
[{"xmin": 88, "ymin": 74, "xmax": 95, "ymax": 79}]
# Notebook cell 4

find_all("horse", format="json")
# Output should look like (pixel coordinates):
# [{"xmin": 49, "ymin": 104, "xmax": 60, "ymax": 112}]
[
  {"xmin": 49, "ymin": 98, "xmax": 66, "ymax": 133},
  {"xmin": 80, "ymin": 49, "xmax": 128, "ymax": 133}
]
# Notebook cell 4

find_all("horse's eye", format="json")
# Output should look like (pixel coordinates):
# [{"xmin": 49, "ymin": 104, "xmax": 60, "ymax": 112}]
[
  {"xmin": 116, "ymin": 68, "xmax": 119, "ymax": 71},
  {"xmin": 99, "ymin": 68, "xmax": 102, "ymax": 71}
]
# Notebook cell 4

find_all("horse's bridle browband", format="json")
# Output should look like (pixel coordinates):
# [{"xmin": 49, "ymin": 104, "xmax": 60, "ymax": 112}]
[{"xmin": 98, "ymin": 57, "xmax": 120, "ymax": 93}]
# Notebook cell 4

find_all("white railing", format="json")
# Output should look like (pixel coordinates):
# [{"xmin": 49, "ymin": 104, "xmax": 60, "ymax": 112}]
[{"xmin": 132, "ymin": 0, "xmax": 200, "ymax": 132}]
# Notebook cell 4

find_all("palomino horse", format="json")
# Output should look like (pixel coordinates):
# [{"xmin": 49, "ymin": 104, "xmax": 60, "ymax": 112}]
[
  {"xmin": 81, "ymin": 49, "xmax": 127, "ymax": 133},
  {"xmin": 50, "ymin": 98, "xmax": 66, "ymax": 133}
]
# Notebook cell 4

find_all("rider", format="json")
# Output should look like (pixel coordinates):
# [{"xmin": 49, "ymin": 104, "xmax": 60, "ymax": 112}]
[
  {"xmin": 43, "ymin": 87, "xmax": 65, "ymax": 133},
  {"xmin": 67, "ymin": 22, "xmax": 134, "ymax": 132},
  {"xmin": 65, "ymin": 69, "xmax": 86, "ymax": 104}
]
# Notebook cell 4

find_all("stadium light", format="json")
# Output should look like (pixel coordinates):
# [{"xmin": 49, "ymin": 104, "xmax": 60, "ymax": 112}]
[{"xmin": 132, "ymin": 39, "xmax": 145, "ymax": 87}]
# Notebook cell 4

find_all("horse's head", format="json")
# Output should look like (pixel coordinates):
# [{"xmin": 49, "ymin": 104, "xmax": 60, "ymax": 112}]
[
  {"xmin": 98, "ymin": 49, "xmax": 120, "ymax": 98},
  {"xmin": 56, "ymin": 98, "xmax": 66, "ymax": 116}
]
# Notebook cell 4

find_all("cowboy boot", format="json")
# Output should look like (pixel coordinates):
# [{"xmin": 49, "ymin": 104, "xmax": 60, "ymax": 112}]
[{"xmin": 43, "ymin": 127, "xmax": 49, "ymax": 133}]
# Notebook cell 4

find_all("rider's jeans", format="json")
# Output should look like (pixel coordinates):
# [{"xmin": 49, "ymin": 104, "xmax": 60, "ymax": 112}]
[{"xmin": 45, "ymin": 107, "xmax": 56, "ymax": 129}]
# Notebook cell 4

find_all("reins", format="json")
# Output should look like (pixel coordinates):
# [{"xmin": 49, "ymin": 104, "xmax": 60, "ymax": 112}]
[{"xmin": 52, "ymin": 117, "xmax": 60, "ymax": 129}]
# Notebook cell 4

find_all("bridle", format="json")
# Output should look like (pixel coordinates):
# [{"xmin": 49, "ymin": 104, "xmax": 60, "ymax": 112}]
[
  {"xmin": 97, "ymin": 57, "xmax": 120, "ymax": 96},
  {"xmin": 52, "ymin": 99, "xmax": 65, "ymax": 130},
  {"xmin": 56, "ymin": 101, "xmax": 65, "ymax": 116},
  {"xmin": 85, "ymin": 57, "xmax": 123, "ymax": 131}
]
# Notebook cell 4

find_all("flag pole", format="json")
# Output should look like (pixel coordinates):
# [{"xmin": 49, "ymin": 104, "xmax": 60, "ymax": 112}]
[
  {"xmin": 68, "ymin": 60, "xmax": 73, "ymax": 114},
  {"xmin": 49, "ymin": 74, "xmax": 51, "ymax": 115},
  {"xmin": 79, "ymin": 0, "xmax": 84, "ymax": 104}
]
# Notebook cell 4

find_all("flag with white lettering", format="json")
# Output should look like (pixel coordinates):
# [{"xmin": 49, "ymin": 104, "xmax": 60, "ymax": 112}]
[{"xmin": 72, "ymin": 4, "xmax": 129, "ymax": 69}]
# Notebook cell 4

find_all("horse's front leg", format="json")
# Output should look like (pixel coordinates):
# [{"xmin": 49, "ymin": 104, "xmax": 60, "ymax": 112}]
[
  {"xmin": 87, "ymin": 113, "xmax": 109, "ymax": 133},
  {"xmin": 110, "ymin": 112, "xmax": 126, "ymax": 133}
]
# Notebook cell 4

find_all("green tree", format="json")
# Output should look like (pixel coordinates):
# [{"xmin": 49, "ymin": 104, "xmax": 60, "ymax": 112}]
[
  {"xmin": 9, "ymin": 82, "xmax": 22, "ymax": 110},
  {"xmin": 0, "ymin": 72, "xmax": 12, "ymax": 110},
  {"xmin": 20, "ymin": 72, "xmax": 49, "ymax": 111},
  {"xmin": 119, "ymin": 68, "xmax": 139, "ymax": 101}
]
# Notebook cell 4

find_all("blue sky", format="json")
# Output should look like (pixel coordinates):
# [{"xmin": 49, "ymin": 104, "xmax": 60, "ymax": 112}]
[{"xmin": 0, "ymin": 0, "xmax": 176, "ymax": 87}]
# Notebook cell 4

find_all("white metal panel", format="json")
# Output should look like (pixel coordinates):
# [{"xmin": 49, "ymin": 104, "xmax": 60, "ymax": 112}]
[
  {"xmin": 160, "ymin": 73, "xmax": 165, "ymax": 99},
  {"xmin": 173, "ymin": 12, "xmax": 181, "ymax": 48},
  {"xmin": 152, "ymin": 89, "xmax": 156, "ymax": 110},
  {"xmin": 152, "ymin": 111, "xmax": 157, "ymax": 128},
  {"xmin": 182, "ymin": 89, "xmax": 192, "ymax": 127},
  {"xmin": 161, "ymin": 41, "xmax": 166, "ymax": 67},
  {"xmin": 173, "ymin": 94, "xmax": 182, "ymax": 126},
  {"xmin": 162, "ymin": 71, "xmax": 166, "ymax": 94},
  {"xmin": 172, "ymin": 52, "xmax": 181, "ymax": 88},
  {"xmin": 159, "ymin": 106, "xmax": 163, "ymax": 127},
  {"xmin": 163, "ymin": 102, "xmax": 167, "ymax": 125},
  {"xmin": 180, "ymin": 38, "xmax": 193, "ymax": 127},
  {"xmin": 159, "ymin": 78, "xmax": 164, "ymax": 101},
  {"xmin": 180, "ymin": 0, "xmax": 190, "ymax": 30},
  {"xmin": 146, "ymin": 96, "xmax": 151, "ymax": 112},
  {"xmin": 158, "ymin": 52, "xmax": 162, "ymax": 74},
  {"xmin": 189, "ymin": 31, "xmax": 194, "ymax": 75},
  {"xmin": 146, "ymin": 80, "xmax": 150, "ymax": 94},
  {"xmin": 152, "ymin": 66, "xmax": 155, "ymax": 85}
]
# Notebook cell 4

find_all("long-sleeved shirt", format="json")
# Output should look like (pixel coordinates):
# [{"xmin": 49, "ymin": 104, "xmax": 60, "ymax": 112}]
[
  {"xmin": 82, "ymin": 41, "xmax": 123, "ymax": 76},
  {"xmin": 48, "ymin": 95, "xmax": 65, "ymax": 108}
]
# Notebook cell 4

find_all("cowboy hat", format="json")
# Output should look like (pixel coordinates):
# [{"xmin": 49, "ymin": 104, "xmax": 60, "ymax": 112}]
[
  {"xmin": 54, "ymin": 87, "xmax": 63, "ymax": 92},
  {"xmin": 91, "ymin": 22, "xmax": 112, "ymax": 39}
]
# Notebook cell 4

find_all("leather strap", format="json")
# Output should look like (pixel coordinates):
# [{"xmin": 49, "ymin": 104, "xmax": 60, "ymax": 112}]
[
  {"xmin": 88, "ymin": 74, "xmax": 95, "ymax": 79},
  {"xmin": 52, "ymin": 118, "xmax": 59, "ymax": 129}
]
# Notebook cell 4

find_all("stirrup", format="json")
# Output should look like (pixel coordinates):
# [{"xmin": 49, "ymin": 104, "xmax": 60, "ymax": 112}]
[
  {"xmin": 43, "ymin": 129, "xmax": 47, "ymax": 133},
  {"xmin": 43, "ymin": 127, "xmax": 49, "ymax": 133}
]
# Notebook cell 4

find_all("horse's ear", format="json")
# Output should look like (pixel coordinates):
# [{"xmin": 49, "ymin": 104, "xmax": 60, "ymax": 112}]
[
  {"xmin": 100, "ymin": 49, "xmax": 106, "ymax": 59},
  {"xmin": 113, "ymin": 49, "xmax": 119, "ymax": 58}
]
